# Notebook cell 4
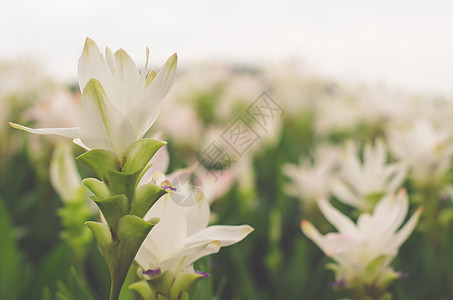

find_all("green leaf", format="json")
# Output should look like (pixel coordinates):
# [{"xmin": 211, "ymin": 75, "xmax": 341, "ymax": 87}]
[
  {"xmin": 0, "ymin": 198, "xmax": 20, "ymax": 300},
  {"xmin": 364, "ymin": 255, "xmax": 389, "ymax": 284},
  {"xmin": 129, "ymin": 280, "xmax": 152, "ymax": 300},
  {"xmin": 148, "ymin": 271, "xmax": 174, "ymax": 298},
  {"xmin": 77, "ymin": 149, "xmax": 119, "ymax": 180},
  {"xmin": 170, "ymin": 272, "xmax": 203, "ymax": 299},
  {"xmin": 93, "ymin": 194, "xmax": 129, "ymax": 229},
  {"xmin": 116, "ymin": 215, "xmax": 155, "ymax": 259},
  {"xmin": 106, "ymin": 215, "xmax": 156, "ymax": 300},
  {"xmin": 180, "ymin": 291, "xmax": 189, "ymax": 300},
  {"xmin": 106, "ymin": 169, "xmax": 142, "ymax": 205},
  {"xmin": 122, "ymin": 139, "xmax": 166, "ymax": 174},
  {"xmin": 83, "ymin": 178, "xmax": 110, "ymax": 200},
  {"xmin": 85, "ymin": 221, "xmax": 113, "ymax": 250},
  {"xmin": 131, "ymin": 184, "xmax": 167, "ymax": 218}
]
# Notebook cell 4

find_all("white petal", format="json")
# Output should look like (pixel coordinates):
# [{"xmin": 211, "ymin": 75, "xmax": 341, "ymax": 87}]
[
  {"xmin": 78, "ymin": 38, "xmax": 115, "ymax": 99},
  {"xmin": 128, "ymin": 53, "xmax": 178, "ymax": 138},
  {"xmin": 318, "ymin": 198, "xmax": 358, "ymax": 235},
  {"xmin": 143, "ymin": 196, "xmax": 187, "ymax": 260},
  {"xmin": 371, "ymin": 191, "xmax": 408, "ymax": 238},
  {"xmin": 323, "ymin": 233, "xmax": 358, "ymax": 257},
  {"xmin": 301, "ymin": 220, "xmax": 326, "ymax": 251},
  {"xmin": 330, "ymin": 180, "xmax": 367, "ymax": 210},
  {"xmin": 176, "ymin": 241, "xmax": 220, "ymax": 268},
  {"xmin": 113, "ymin": 49, "xmax": 141, "ymax": 112},
  {"xmin": 185, "ymin": 225, "xmax": 254, "ymax": 248},
  {"xmin": 343, "ymin": 142, "xmax": 362, "ymax": 183},
  {"xmin": 79, "ymin": 79, "xmax": 136, "ymax": 154},
  {"xmin": 138, "ymin": 47, "xmax": 150, "ymax": 88},
  {"xmin": 160, "ymin": 241, "xmax": 221, "ymax": 273},
  {"xmin": 393, "ymin": 206, "xmax": 423, "ymax": 249},
  {"xmin": 72, "ymin": 138, "xmax": 90, "ymax": 151},
  {"xmin": 9, "ymin": 122, "xmax": 79, "ymax": 138},
  {"xmin": 135, "ymin": 240, "xmax": 161, "ymax": 270},
  {"xmin": 50, "ymin": 142, "xmax": 81, "ymax": 201},
  {"xmin": 185, "ymin": 197, "xmax": 211, "ymax": 237},
  {"xmin": 105, "ymin": 47, "xmax": 117, "ymax": 74},
  {"xmin": 386, "ymin": 164, "xmax": 407, "ymax": 192}
]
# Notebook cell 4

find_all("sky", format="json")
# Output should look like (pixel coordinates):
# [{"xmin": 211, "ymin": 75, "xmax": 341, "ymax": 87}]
[{"xmin": 2, "ymin": 0, "xmax": 453, "ymax": 97}]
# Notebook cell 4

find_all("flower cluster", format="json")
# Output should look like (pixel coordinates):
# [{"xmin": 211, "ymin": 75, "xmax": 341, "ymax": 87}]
[
  {"xmin": 302, "ymin": 190, "xmax": 422, "ymax": 296},
  {"xmin": 10, "ymin": 38, "xmax": 253, "ymax": 300}
]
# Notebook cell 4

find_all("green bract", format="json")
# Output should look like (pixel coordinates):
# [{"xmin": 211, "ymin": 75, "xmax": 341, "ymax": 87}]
[
  {"xmin": 79, "ymin": 138, "xmax": 168, "ymax": 300},
  {"xmin": 129, "ymin": 271, "xmax": 204, "ymax": 300}
]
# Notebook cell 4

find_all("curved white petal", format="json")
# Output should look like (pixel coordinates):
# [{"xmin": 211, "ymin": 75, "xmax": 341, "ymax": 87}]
[
  {"xmin": 185, "ymin": 225, "xmax": 254, "ymax": 248},
  {"xmin": 79, "ymin": 79, "xmax": 136, "ymax": 154},
  {"xmin": 301, "ymin": 220, "xmax": 326, "ymax": 251},
  {"xmin": 135, "ymin": 240, "xmax": 161, "ymax": 270},
  {"xmin": 318, "ymin": 198, "xmax": 358, "ymax": 235},
  {"xmin": 393, "ymin": 206, "xmax": 423, "ymax": 249},
  {"xmin": 371, "ymin": 191, "xmax": 408, "ymax": 239},
  {"xmin": 177, "ymin": 241, "xmax": 221, "ymax": 268},
  {"xmin": 72, "ymin": 138, "xmax": 90, "ymax": 151},
  {"xmin": 161, "ymin": 241, "xmax": 221, "ymax": 274},
  {"xmin": 185, "ymin": 198, "xmax": 211, "ymax": 237},
  {"xmin": 142, "ymin": 196, "xmax": 187, "ymax": 260},
  {"xmin": 330, "ymin": 180, "xmax": 366, "ymax": 210},
  {"xmin": 9, "ymin": 122, "xmax": 79, "ymax": 138},
  {"xmin": 50, "ymin": 142, "xmax": 81, "ymax": 202},
  {"xmin": 323, "ymin": 233, "xmax": 358, "ymax": 257},
  {"xmin": 105, "ymin": 47, "xmax": 117, "ymax": 74},
  {"xmin": 113, "ymin": 49, "xmax": 141, "ymax": 112},
  {"xmin": 78, "ymin": 38, "xmax": 115, "ymax": 100},
  {"xmin": 128, "ymin": 53, "xmax": 178, "ymax": 138},
  {"xmin": 386, "ymin": 164, "xmax": 407, "ymax": 192}
]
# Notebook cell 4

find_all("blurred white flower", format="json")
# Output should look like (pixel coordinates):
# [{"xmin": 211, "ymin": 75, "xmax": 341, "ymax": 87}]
[
  {"xmin": 283, "ymin": 145, "xmax": 339, "ymax": 206},
  {"xmin": 331, "ymin": 140, "xmax": 406, "ymax": 211},
  {"xmin": 50, "ymin": 142, "xmax": 83, "ymax": 202},
  {"xmin": 155, "ymin": 104, "xmax": 203, "ymax": 149},
  {"xmin": 10, "ymin": 38, "xmax": 177, "ymax": 156},
  {"xmin": 24, "ymin": 90, "xmax": 80, "ymax": 129},
  {"xmin": 0, "ymin": 58, "xmax": 48, "ymax": 100},
  {"xmin": 315, "ymin": 93, "xmax": 362, "ymax": 136},
  {"xmin": 302, "ymin": 189, "xmax": 422, "ymax": 290},
  {"xmin": 354, "ymin": 85, "xmax": 409, "ymax": 127},
  {"xmin": 387, "ymin": 119, "xmax": 453, "ymax": 185}
]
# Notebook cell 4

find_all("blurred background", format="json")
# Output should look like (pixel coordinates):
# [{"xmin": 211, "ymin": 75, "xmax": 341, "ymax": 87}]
[{"xmin": 2, "ymin": 1, "xmax": 453, "ymax": 299}]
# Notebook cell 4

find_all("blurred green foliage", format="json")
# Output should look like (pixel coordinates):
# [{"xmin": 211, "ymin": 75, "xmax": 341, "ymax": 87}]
[{"xmin": 2, "ymin": 63, "xmax": 453, "ymax": 300}]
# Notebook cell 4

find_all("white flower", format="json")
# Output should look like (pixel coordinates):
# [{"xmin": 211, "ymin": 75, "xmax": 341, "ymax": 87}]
[
  {"xmin": 50, "ymin": 142, "xmax": 83, "ymax": 202},
  {"xmin": 135, "ymin": 189, "xmax": 253, "ymax": 277},
  {"xmin": 10, "ymin": 38, "xmax": 177, "ymax": 156},
  {"xmin": 301, "ymin": 189, "xmax": 422, "ymax": 288},
  {"xmin": 283, "ymin": 145, "xmax": 339, "ymax": 206},
  {"xmin": 331, "ymin": 140, "xmax": 406, "ymax": 211},
  {"xmin": 136, "ymin": 146, "xmax": 253, "ymax": 277},
  {"xmin": 387, "ymin": 119, "xmax": 453, "ymax": 185}
]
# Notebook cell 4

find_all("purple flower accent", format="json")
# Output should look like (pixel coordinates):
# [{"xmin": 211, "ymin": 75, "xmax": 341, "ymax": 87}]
[
  {"xmin": 195, "ymin": 271, "xmax": 211, "ymax": 278},
  {"xmin": 142, "ymin": 268, "xmax": 162, "ymax": 278},
  {"xmin": 162, "ymin": 185, "xmax": 177, "ymax": 192},
  {"xmin": 329, "ymin": 279, "xmax": 346, "ymax": 289},
  {"xmin": 398, "ymin": 271, "xmax": 410, "ymax": 278}
]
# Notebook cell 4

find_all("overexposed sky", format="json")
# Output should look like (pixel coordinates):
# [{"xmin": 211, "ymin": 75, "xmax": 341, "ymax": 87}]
[{"xmin": 2, "ymin": 0, "xmax": 453, "ymax": 96}]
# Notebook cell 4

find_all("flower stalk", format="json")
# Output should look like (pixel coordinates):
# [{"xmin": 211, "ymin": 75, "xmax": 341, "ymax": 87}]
[{"xmin": 80, "ymin": 138, "xmax": 168, "ymax": 300}]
